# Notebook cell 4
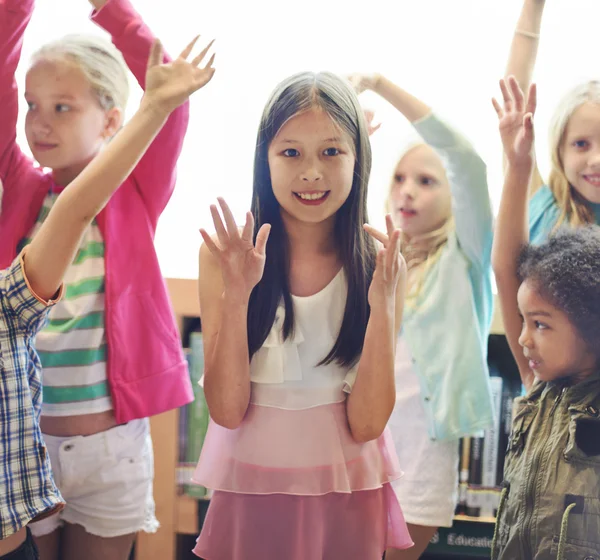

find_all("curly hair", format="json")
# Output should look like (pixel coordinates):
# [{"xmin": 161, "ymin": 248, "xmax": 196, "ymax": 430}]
[{"xmin": 518, "ymin": 226, "xmax": 600, "ymax": 358}]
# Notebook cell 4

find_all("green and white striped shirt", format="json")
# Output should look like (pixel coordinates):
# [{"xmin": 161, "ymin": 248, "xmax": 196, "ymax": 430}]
[{"xmin": 22, "ymin": 192, "xmax": 112, "ymax": 416}]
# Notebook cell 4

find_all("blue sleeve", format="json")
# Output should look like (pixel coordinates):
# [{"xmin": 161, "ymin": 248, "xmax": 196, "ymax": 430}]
[
  {"xmin": 528, "ymin": 185, "xmax": 559, "ymax": 245},
  {"xmin": 412, "ymin": 113, "xmax": 493, "ymax": 270}
]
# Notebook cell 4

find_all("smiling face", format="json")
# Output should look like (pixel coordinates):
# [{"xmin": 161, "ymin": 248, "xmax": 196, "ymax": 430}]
[
  {"xmin": 24, "ymin": 57, "xmax": 121, "ymax": 185},
  {"xmin": 388, "ymin": 144, "xmax": 452, "ymax": 237},
  {"xmin": 560, "ymin": 101, "xmax": 600, "ymax": 204},
  {"xmin": 517, "ymin": 280, "xmax": 597, "ymax": 384},
  {"xmin": 267, "ymin": 108, "xmax": 356, "ymax": 229}
]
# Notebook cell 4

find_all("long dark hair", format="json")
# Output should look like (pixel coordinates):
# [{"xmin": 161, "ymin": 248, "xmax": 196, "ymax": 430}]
[{"xmin": 247, "ymin": 71, "xmax": 376, "ymax": 368}]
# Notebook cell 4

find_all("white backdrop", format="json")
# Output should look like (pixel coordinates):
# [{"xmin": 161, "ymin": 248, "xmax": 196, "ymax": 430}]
[{"xmin": 13, "ymin": 0, "xmax": 600, "ymax": 278}]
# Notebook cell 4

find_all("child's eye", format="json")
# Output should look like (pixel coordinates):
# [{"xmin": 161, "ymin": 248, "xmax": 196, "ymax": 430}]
[
  {"xmin": 324, "ymin": 147, "xmax": 340, "ymax": 156},
  {"xmin": 26, "ymin": 101, "xmax": 36, "ymax": 111},
  {"xmin": 573, "ymin": 139, "xmax": 589, "ymax": 149},
  {"xmin": 282, "ymin": 148, "xmax": 299, "ymax": 157},
  {"xmin": 55, "ymin": 104, "xmax": 71, "ymax": 113},
  {"xmin": 420, "ymin": 176, "xmax": 435, "ymax": 186},
  {"xmin": 394, "ymin": 174, "xmax": 404, "ymax": 183},
  {"xmin": 534, "ymin": 321, "xmax": 548, "ymax": 330}
]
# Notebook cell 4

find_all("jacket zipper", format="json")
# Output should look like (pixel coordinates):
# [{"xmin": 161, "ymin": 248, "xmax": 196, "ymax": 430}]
[{"xmin": 521, "ymin": 387, "xmax": 566, "ymax": 558}]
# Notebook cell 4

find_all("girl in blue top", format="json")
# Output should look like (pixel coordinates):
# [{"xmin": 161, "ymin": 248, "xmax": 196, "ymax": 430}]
[
  {"xmin": 350, "ymin": 74, "xmax": 495, "ymax": 560},
  {"xmin": 505, "ymin": 0, "xmax": 600, "ymax": 245},
  {"xmin": 502, "ymin": 0, "xmax": 600, "ymax": 388}
]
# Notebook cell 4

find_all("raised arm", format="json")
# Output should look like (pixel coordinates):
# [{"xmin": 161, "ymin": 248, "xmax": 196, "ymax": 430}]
[
  {"xmin": 198, "ymin": 199, "xmax": 271, "ymax": 429},
  {"xmin": 504, "ymin": 0, "xmax": 546, "ymax": 193},
  {"xmin": 347, "ymin": 216, "xmax": 406, "ymax": 443},
  {"xmin": 24, "ymin": 38, "xmax": 215, "ymax": 301},
  {"xmin": 491, "ymin": 77, "xmax": 537, "ymax": 390},
  {"xmin": 351, "ymin": 74, "xmax": 493, "ymax": 268},
  {"xmin": 90, "ymin": 0, "xmax": 195, "ymax": 224}
]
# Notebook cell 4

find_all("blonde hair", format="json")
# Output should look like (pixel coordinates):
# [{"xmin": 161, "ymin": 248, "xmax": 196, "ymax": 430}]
[
  {"xmin": 548, "ymin": 80, "xmax": 600, "ymax": 228},
  {"xmin": 32, "ymin": 34, "xmax": 130, "ymax": 112},
  {"xmin": 385, "ymin": 142, "xmax": 453, "ymax": 302}
]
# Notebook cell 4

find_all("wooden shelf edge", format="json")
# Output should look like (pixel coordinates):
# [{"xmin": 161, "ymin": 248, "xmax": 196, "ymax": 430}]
[{"xmin": 454, "ymin": 514, "xmax": 496, "ymax": 524}]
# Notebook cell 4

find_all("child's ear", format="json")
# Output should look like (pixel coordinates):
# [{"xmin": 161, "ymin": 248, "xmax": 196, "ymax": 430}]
[{"xmin": 103, "ymin": 107, "xmax": 124, "ymax": 139}]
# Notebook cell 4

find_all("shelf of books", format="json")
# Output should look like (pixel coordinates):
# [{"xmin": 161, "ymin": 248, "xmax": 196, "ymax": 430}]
[{"xmin": 136, "ymin": 281, "xmax": 518, "ymax": 560}]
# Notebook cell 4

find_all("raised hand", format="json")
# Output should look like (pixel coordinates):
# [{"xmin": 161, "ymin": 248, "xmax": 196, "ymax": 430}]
[
  {"xmin": 492, "ymin": 76, "xmax": 536, "ymax": 168},
  {"xmin": 200, "ymin": 198, "xmax": 271, "ymax": 300},
  {"xmin": 348, "ymin": 73, "xmax": 380, "ymax": 95},
  {"xmin": 363, "ymin": 108, "xmax": 381, "ymax": 136},
  {"xmin": 143, "ymin": 36, "xmax": 216, "ymax": 116},
  {"xmin": 363, "ymin": 215, "xmax": 406, "ymax": 308}
]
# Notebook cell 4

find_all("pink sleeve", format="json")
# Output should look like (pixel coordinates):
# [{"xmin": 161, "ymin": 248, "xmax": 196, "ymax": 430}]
[
  {"xmin": 91, "ymin": 0, "xmax": 190, "ymax": 227},
  {"xmin": 0, "ymin": 0, "xmax": 40, "ymax": 207}
]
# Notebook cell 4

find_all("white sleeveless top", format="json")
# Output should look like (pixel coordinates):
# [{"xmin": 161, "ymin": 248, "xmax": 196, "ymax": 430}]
[
  {"xmin": 249, "ymin": 268, "xmax": 358, "ymax": 410},
  {"xmin": 193, "ymin": 269, "xmax": 400, "ymax": 496}
]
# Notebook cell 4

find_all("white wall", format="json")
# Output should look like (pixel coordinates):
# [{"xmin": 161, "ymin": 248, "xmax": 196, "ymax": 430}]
[{"xmin": 14, "ymin": 0, "xmax": 600, "ymax": 278}]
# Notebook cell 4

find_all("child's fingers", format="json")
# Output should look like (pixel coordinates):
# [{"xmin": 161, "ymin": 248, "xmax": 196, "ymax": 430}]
[
  {"xmin": 179, "ymin": 35, "xmax": 201, "ymax": 60},
  {"xmin": 508, "ymin": 76, "xmax": 524, "ymax": 112},
  {"xmin": 385, "ymin": 214, "xmax": 395, "ymax": 240},
  {"xmin": 364, "ymin": 224, "xmax": 389, "ymax": 246},
  {"xmin": 499, "ymin": 78, "xmax": 513, "ymax": 112},
  {"xmin": 192, "ymin": 39, "xmax": 215, "ymax": 67},
  {"xmin": 204, "ymin": 52, "xmax": 216, "ymax": 70},
  {"xmin": 255, "ymin": 224, "xmax": 271, "ymax": 256},
  {"xmin": 217, "ymin": 197, "xmax": 240, "ymax": 240},
  {"xmin": 526, "ymin": 83, "xmax": 537, "ymax": 116},
  {"xmin": 524, "ymin": 113, "xmax": 535, "ymax": 138},
  {"xmin": 241, "ymin": 211, "xmax": 254, "ymax": 242},
  {"xmin": 147, "ymin": 39, "xmax": 163, "ymax": 70},
  {"xmin": 200, "ymin": 228, "xmax": 221, "ymax": 256},
  {"xmin": 491, "ymin": 97, "xmax": 504, "ymax": 119},
  {"xmin": 385, "ymin": 229, "xmax": 400, "ymax": 281},
  {"xmin": 210, "ymin": 204, "xmax": 229, "ymax": 245},
  {"xmin": 377, "ymin": 248, "xmax": 387, "ymax": 282}
]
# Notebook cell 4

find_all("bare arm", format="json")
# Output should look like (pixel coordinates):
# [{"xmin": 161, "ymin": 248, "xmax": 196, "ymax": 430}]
[
  {"xmin": 347, "ymin": 217, "xmax": 406, "ymax": 443},
  {"xmin": 198, "ymin": 245, "xmax": 252, "ymax": 429},
  {"xmin": 505, "ymin": 0, "xmax": 546, "ymax": 93},
  {"xmin": 492, "ymin": 78, "xmax": 537, "ymax": 389},
  {"xmin": 24, "ymin": 38, "xmax": 215, "ymax": 301},
  {"xmin": 350, "ymin": 73, "xmax": 431, "ymax": 123},
  {"xmin": 504, "ymin": 0, "xmax": 546, "ymax": 193},
  {"xmin": 198, "ymin": 199, "xmax": 271, "ymax": 429},
  {"xmin": 493, "ymin": 164, "xmax": 535, "ymax": 389}
]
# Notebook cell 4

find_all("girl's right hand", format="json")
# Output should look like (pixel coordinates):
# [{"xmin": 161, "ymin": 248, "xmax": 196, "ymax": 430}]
[
  {"xmin": 492, "ymin": 76, "xmax": 537, "ymax": 168},
  {"xmin": 143, "ymin": 36, "xmax": 216, "ymax": 116},
  {"xmin": 200, "ymin": 198, "xmax": 271, "ymax": 300}
]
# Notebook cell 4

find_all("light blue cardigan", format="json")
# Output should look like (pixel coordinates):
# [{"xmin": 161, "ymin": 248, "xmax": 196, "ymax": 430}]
[{"xmin": 401, "ymin": 113, "xmax": 494, "ymax": 441}]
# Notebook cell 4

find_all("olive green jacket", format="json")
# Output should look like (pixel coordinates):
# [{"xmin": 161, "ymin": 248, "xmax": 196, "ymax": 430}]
[{"xmin": 492, "ymin": 372, "xmax": 600, "ymax": 560}]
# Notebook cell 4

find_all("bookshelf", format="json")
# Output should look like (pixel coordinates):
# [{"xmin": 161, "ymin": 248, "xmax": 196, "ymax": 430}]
[
  {"xmin": 135, "ymin": 278, "xmax": 201, "ymax": 560},
  {"xmin": 136, "ymin": 279, "xmax": 509, "ymax": 560}
]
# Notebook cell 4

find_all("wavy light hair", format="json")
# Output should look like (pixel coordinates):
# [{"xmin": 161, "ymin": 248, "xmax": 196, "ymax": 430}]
[
  {"xmin": 385, "ymin": 143, "xmax": 453, "ymax": 301},
  {"xmin": 548, "ymin": 80, "xmax": 600, "ymax": 229}
]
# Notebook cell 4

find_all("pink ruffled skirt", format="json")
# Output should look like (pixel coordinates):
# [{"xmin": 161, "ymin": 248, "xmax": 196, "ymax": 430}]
[{"xmin": 192, "ymin": 401, "xmax": 413, "ymax": 559}]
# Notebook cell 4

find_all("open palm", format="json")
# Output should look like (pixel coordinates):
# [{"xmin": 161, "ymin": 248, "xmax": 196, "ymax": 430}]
[
  {"xmin": 144, "ymin": 36, "xmax": 216, "ymax": 114},
  {"xmin": 493, "ymin": 77, "xmax": 536, "ymax": 167},
  {"xmin": 200, "ymin": 198, "xmax": 271, "ymax": 298}
]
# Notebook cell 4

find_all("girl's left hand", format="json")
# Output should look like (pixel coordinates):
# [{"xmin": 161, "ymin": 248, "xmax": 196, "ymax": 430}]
[
  {"xmin": 348, "ymin": 73, "xmax": 381, "ymax": 95},
  {"xmin": 364, "ymin": 215, "xmax": 406, "ymax": 307},
  {"xmin": 363, "ymin": 108, "xmax": 382, "ymax": 136},
  {"xmin": 492, "ymin": 76, "xmax": 536, "ymax": 168},
  {"xmin": 143, "ymin": 36, "xmax": 216, "ymax": 116}
]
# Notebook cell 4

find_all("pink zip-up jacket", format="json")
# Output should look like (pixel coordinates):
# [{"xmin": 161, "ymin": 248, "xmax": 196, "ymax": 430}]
[{"xmin": 0, "ymin": 0, "xmax": 194, "ymax": 423}]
